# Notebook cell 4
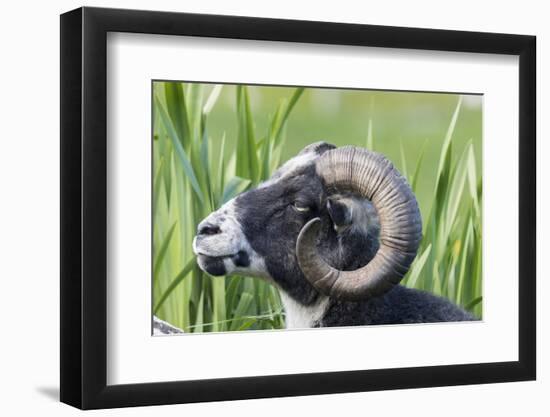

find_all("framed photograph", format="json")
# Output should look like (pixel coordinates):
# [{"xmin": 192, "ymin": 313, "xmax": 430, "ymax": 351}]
[{"xmin": 60, "ymin": 6, "xmax": 536, "ymax": 409}]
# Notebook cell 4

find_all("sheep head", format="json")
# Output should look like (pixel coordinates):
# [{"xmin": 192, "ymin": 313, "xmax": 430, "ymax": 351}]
[{"xmin": 193, "ymin": 142, "xmax": 422, "ymax": 304}]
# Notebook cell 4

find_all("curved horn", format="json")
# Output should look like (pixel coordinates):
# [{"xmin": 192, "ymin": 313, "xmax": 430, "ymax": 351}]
[{"xmin": 296, "ymin": 146, "xmax": 422, "ymax": 300}]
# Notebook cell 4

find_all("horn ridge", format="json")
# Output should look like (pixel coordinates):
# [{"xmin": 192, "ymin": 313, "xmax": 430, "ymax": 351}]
[{"xmin": 296, "ymin": 146, "xmax": 422, "ymax": 300}]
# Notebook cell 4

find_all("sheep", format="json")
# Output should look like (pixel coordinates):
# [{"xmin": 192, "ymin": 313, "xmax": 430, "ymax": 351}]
[{"xmin": 193, "ymin": 142, "xmax": 476, "ymax": 328}]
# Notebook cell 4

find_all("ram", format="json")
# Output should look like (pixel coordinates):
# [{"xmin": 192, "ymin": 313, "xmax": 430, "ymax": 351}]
[{"xmin": 193, "ymin": 142, "xmax": 475, "ymax": 328}]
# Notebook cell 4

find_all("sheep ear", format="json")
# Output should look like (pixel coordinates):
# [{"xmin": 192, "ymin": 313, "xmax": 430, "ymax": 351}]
[
  {"xmin": 327, "ymin": 198, "xmax": 353, "ymax": 230},
  {"xmin": 298, "ymin": 141, "xmax": 336, "ymax": 156}
]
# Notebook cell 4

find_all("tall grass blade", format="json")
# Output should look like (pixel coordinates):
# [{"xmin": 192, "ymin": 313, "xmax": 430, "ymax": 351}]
[
  {"xmin": 186, "ymin": 83, "xmax": 204, "ymax": 142},
  {"xmin": 466, "ymin": 143, "xmax": 481, "ymax": 217},
  {"xmin": 199, "ymin": 134, "xmax": 214, "ymax": 210},
  {"xmin": 399, "ymin": 139, "xmax": 408, "ymax": 180},
  {"xmin": 164, "ymin": 82, "xmax": 190, "ymax": 150},
  {"xmin": 230, "ymin": 293, "xmax": 254, "ymax": 331},
  {"xmin": 222, "ymin": 177, "xmax": 251, "ymax": 204},
  {"xmin": 465, "ymin": 296, "xmax": 482, "ymax": 311},
  {"xmin": 193, "ymin": 291, "xmax": 205, "ymax": 333},
  {"xmin": 153, "ymin": 221, "xmax": 178, "ymax": 283},
  {"xmin": 155, "ymin": 95, "xmax": 205, "ymax": 204},
  {"xmin": 411, "ymin": 139, "xmax": 428, "ymax": 193},
  {"xmin": 203, "ymin": 84, "xmax": 223, "ymax": 115},
  {"xmin": 435, "ymin": 96, "xmax": 462, "ymax": 189},
  {"xmin": 216, "ymin": 133, "xmax": 227, "ymax": 204},
  {"xmin": 154, "ymin": 257, "xmax": 196, "ymax": 314},
  {"xmin": 236, "ymin": 86, "xmax": 260, "ymax": 183},
  {"xmin": 272, "ymin": 88, "xmax": 305, "ymax": 145},
  {"xmin": 366, "ymin": 119, "xmax": 374, "ymax": 150},
  {"xmin": 406, "ymin": 244, "xmax": 432, "ymax": 288},
  {"xmin": 153, "ymin": 157, "xmax": 164, "ymax": 213},
  {"xmin": 443, "ymin": 142, "xmax": 470, "ymax": 238}
]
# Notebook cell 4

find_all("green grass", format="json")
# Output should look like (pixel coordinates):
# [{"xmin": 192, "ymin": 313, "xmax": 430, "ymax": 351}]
[{"xmin": 152, "ymin": 82, "xmax": 482, "ymax": 333}]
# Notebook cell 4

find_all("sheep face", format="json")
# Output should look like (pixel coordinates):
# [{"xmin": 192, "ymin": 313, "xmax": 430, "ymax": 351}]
[{"xmin": 193, "ymin": 142, "xmax": 380, "ymax": 304}]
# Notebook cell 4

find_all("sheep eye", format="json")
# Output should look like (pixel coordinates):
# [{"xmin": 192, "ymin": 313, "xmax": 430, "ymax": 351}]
[{"xmin": 292, "ymin": 202, "xmax": 310, "ymax": 212}]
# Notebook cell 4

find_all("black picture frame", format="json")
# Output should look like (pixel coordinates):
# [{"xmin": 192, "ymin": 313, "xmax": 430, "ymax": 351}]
[{"xmin": 60, "ymin": 6, "xmax": 536, "ymax": 410}]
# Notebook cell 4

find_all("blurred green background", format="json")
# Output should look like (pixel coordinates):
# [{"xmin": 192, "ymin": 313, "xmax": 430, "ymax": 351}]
[
  {"xmin": 203, "ymin": 85, "xmax": 481, "ymax": 219},
  {"xmin": 153, "ymin": 82, "xmax": 482, "ymax": 333}
]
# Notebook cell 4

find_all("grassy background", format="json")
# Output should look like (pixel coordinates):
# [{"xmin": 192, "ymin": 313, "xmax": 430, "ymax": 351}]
[{"xmin": 152, "ymin": 82, "xmax": 482, "ymax": 333}]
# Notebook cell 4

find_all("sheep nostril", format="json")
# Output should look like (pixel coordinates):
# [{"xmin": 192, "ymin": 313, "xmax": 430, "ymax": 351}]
[{"xmin": 198, "ymin": 224, "xmax": 221, "ymax": 236}]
